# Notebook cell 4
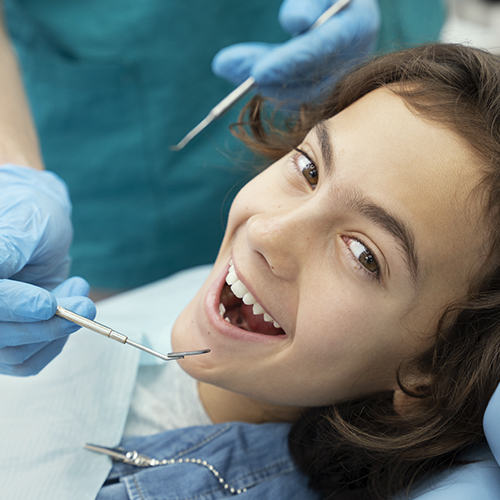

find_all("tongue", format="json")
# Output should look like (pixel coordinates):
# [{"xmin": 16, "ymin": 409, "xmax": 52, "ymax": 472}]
[{"xmin": 239, "ymin": 303, "xmax": 284, "ymax": 335}]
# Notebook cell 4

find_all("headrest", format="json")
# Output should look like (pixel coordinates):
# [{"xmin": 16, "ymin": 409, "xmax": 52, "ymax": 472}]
[{"xmin": 484, "ymin": 383, "xmax": 500, "ymax": 467}]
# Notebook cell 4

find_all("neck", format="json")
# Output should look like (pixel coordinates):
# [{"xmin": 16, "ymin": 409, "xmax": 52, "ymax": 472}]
[{"xmin": 198, "ymin": 382, "xmax": 303, "ymax": 424}]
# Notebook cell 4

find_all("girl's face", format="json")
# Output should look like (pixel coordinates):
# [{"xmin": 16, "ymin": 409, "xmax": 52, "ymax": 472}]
[{"xmin": 172, "ymin": 88, "xmax": 485, "ymax": 414}]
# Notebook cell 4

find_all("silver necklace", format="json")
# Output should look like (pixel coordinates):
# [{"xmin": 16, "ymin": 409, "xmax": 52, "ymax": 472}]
[{"xmin": 85, "ymin": 443, "xmax": 248, "ymax": 495}]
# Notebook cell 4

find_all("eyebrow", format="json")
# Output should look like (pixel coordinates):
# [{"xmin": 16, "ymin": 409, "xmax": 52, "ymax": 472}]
[
  {"xmin": 315, "ymin": 121, "xmax": 334, "ymax": 175},
  {"xmin": 345, "ymin": 190, "xmax": 419, "ymax": 283},
  {"xmin": 312, "ymin": 123, "xmax": 420, "ymax": 284}
]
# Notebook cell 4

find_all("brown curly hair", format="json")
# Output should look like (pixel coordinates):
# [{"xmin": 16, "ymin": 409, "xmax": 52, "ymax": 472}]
[{"xmin": 231, "ymin": 44, "xmax": 500, "ymax": 499}]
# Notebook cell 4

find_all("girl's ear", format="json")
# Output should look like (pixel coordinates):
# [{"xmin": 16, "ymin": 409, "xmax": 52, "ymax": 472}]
[{"xmin": 392, "ymin": 373, "xmax": 431, "ymax": 415}]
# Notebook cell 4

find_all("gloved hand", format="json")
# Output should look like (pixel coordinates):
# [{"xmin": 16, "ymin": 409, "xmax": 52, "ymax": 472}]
[
  {"xmin": 212, "ymin": 0, "xmax": 381, "ymax": 105},
  {"xmin": 0, "ymin": 164, "xmax": 73, "ymax": 289},
  {"xmin": 0, "ymin": 164, "xmax": 95, "ymax": 376},
  {"xmin": 0, "ymin": 276, "xmax": 96, "ymax": 376}
]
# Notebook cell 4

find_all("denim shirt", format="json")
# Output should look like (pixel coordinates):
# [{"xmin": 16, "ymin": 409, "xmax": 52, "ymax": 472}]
[{"xmin": 96, "ymin": 422, "xmax": 321, "ymax": 500}]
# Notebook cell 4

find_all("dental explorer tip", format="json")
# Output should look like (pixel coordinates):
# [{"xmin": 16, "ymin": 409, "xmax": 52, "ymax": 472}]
[
  {"xmin": 169, "ymin": 142, "xmax": 185, "ymax": 152},
  {"xmin": 170, "ymin": 114, "xmax": 215, "ymax": 152},
  {"xmin": 168, "ymin": 348, "xmax": 211, "ymax": 357}
]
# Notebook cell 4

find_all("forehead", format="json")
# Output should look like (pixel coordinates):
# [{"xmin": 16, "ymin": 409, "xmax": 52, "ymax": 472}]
[{"xmin": 320, "ymin": 88, "xmax": 486, "ymax": 288}]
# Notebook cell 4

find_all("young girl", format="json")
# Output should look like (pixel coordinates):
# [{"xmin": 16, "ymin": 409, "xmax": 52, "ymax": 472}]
[
  {"xmin": 169, "ymin": 42, "xmax": 500, "ymax": 498},
  {"xmin": 3, "ymin": 43, "xmax": 500, "ymax": 500}
]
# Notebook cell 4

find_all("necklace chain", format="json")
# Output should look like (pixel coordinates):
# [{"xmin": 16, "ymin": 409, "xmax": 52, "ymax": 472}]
[{"xmin": 125, "ymin": 450, "xmax": 248, "ymax": 495}]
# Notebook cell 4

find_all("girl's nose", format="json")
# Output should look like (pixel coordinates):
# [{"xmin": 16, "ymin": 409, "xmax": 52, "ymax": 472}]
[{"xmin": 246, "ymin": 206, "xmax": 313, "ymax": 281}]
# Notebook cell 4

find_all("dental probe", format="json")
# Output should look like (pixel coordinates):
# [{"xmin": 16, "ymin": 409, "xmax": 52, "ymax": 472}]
[
  {"xmin": 170, "ymin": 0, "xmax": 353, "ymax": 152},
  {"xmin": 55, "ymin": 306, "xmax": 210, "ymax": 361}
]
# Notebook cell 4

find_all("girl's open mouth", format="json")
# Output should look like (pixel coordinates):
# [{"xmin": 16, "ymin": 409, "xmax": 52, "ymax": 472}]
[{"xmin": 218, "ymin": 261, "xmax": 285, "ymax": 336}]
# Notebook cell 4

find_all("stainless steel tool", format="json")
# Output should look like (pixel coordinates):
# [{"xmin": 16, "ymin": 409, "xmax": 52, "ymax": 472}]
[{"xmin": 56, "ymin": 305, "xmax": 210, "ymax": 361}]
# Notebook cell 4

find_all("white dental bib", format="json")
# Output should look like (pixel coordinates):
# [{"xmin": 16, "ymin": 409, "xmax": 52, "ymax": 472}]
[{"xmin": 0, "ymin": 265, "xmax": 212, "ymax": 500}]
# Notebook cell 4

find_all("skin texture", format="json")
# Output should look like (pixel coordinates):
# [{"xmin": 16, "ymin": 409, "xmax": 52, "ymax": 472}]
[{"xmin": 172, "ymin": 88, "xmax": 487, "ymax": 424}]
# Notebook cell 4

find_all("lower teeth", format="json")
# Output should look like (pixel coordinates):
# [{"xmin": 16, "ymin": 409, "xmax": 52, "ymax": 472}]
[
  {"xmin": 219, "ymin": 284, "xmax": 282, "ymax": 331},
  {"xmin": 219, "ymin": 303, "xmax": 226, "ymax": 317}
]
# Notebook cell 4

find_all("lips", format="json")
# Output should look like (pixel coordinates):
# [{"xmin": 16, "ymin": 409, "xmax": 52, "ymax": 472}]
[{"xmin": 219, "ymin": 260, "xmax": 284, "ymax": 336}]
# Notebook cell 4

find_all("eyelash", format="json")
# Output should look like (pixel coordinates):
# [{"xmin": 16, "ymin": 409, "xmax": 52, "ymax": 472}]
[{"xmin": 291, "ymin": 147, "xmax": 381, "ymax": 282}]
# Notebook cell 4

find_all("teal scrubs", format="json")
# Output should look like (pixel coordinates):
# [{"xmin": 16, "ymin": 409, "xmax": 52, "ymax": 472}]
[
  {"xmin": 377, "ymin": 0, "xmax": 447, "ymax": 52},
  {"xmin": 4, "ymin": 0, "xmax": 445, "ymax": 290}
]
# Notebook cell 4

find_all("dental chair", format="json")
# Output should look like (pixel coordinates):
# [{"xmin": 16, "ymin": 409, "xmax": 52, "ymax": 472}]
[{"xmin": 398, "ymin": 385, "xmax": 500, "ymax": 499}]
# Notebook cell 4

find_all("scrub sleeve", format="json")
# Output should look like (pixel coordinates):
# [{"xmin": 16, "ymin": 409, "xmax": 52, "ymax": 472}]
[{"xmin": 3, "ymin": 0, "xmax": 445, "ymax": 290}]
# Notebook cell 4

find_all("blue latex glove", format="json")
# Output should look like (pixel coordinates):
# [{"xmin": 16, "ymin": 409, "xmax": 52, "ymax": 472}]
[
  {"xmin": 0, "ymin": 164, "xmax": 73, "ymax": 288},
  {"xmin": 0, "ymin": 277, "xmax": 96, "ymax": 376},
  {"xmin": 212, "ymin": 0, "xmax": 381, "ymax": 104},
  {"xmin": 0, "ymin": 164, "xmax": 95, "ymax": 376}
]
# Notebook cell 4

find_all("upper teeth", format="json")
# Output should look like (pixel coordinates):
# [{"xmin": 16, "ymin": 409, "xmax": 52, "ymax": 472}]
[{"xmin": 224, "ymin": 260, "xmax": 281, "ymax": 329}]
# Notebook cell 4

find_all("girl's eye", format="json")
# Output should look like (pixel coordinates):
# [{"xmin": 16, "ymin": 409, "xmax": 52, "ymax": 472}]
[
  {"xmin": 294, "ymin": 149, "xmax": 318, "ymax": 189},
  {"xmin": 345, "ymin": 237, "xmax": 380, "ymax": 277}
]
